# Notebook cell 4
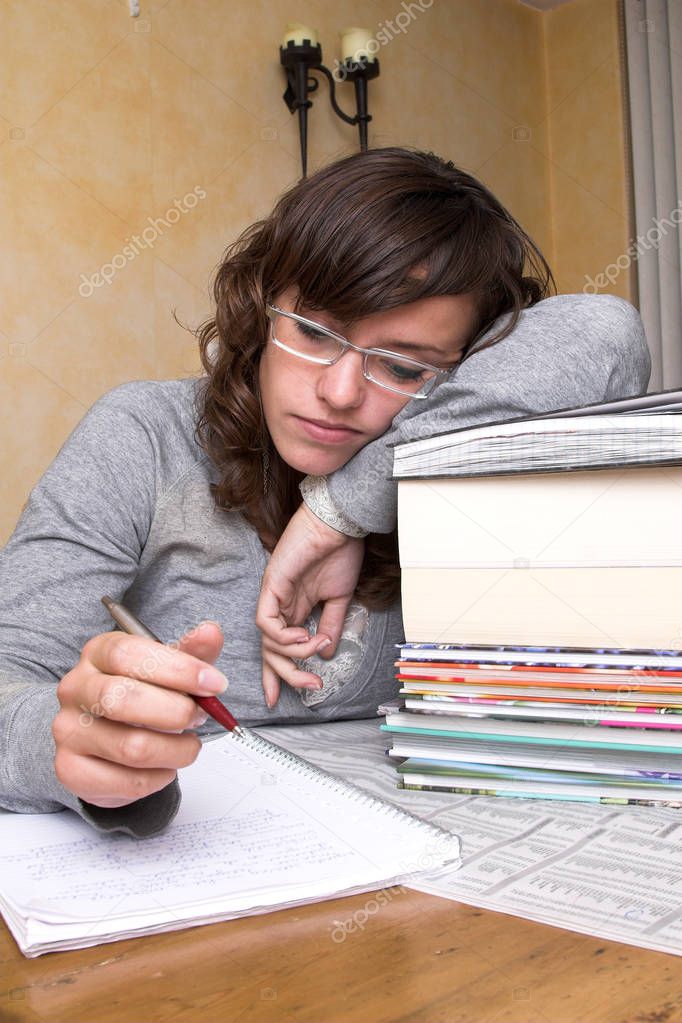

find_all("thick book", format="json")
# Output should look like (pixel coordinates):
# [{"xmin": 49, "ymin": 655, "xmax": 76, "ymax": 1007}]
[
  {"xmin": 396, "ymin": 465, "xmax": 682, "ymax": 648},
  {"xmin": 0, "ymin": 729, "xmax": 462, "ymax": 958}
]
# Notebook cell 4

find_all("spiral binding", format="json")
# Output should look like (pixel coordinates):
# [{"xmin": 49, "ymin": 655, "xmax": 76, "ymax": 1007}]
[{"xmin": 232, "ymin": 728, "xmax": 457, "ymax": 847}]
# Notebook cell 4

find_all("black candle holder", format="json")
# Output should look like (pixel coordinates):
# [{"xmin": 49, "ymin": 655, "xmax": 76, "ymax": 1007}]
[{"xmin": 279, "ymin": 39, "xmax": 380, "ymax": 178}]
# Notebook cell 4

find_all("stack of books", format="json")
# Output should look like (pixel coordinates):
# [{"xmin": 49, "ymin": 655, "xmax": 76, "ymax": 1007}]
[{"xmin": 383, "ymin": 387, "xmax": 682, "ymax": 806}]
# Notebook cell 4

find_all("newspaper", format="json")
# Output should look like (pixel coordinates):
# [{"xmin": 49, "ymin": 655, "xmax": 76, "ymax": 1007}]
[{"xmin": 254, "ymin": 717, "xmax": 682, "ymax": 957}]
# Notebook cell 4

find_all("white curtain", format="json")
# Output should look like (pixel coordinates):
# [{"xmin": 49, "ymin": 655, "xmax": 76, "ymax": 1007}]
[{"xmin": 623, "ymin": 0, "xmax": 682, "ymax": 390}]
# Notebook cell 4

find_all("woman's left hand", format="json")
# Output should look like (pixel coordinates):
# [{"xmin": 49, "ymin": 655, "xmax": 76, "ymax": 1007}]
[{"xmin": 255, "ymin": 501, "xmax": 365, "ymax": 708}]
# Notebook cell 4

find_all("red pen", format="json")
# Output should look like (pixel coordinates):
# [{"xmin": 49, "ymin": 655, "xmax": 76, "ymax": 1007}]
[{"xmin": 101, "ymin": 595, "xmax": 245, "ymax": 737}]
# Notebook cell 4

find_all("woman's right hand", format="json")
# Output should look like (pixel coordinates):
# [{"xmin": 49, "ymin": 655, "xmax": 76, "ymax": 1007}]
[{"xmin": 52, "ymin": 620, "xmax": 227, "ymax": 809}]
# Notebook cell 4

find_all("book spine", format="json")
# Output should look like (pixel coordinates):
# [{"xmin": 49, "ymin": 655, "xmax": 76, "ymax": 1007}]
[{"xmin": 397, "ymin": 781, "xmax": 682, "ymax": 806}]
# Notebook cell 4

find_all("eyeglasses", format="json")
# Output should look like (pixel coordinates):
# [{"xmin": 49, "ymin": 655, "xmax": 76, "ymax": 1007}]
[{"xmin": 265, "ymin": 304, "xmax": 456, "ymax": 399}]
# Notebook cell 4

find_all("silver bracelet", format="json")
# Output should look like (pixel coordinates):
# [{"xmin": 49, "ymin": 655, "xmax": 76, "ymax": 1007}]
[{"xmin": 299, "ymin": 475, "xmax": 370, "ymax": 538}]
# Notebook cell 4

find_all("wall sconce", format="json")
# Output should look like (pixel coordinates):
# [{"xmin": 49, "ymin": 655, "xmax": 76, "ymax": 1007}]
[{"xmin": 279, "ymin": 23, "xmax": 380, "ymax": 178}]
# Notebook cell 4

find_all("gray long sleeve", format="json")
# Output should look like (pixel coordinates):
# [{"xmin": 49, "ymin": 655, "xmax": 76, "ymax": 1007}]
[
  {"xmin": 322, "ymin": 294, "xmax": 651, "ymax": 534},
  {"xmin": 0, "ymin": 385, "xmax": 182, "ymax": 836}
]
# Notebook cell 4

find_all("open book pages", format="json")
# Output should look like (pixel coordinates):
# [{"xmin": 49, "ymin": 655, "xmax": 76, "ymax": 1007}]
[
  {"xmin": 0, "ymin": 728, "xmax": 461, "ymax": 958},
  {"xmin": 391, "ymin": 388, "xmax": 682, "ymax": 480},
  {"xmin": 393, "ymin": 413, "xmax": 682, "ymax": 478}
]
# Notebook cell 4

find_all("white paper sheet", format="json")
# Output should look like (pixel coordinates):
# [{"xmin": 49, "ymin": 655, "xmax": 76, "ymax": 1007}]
[{"xmin": 0, "ymin": 728, "xmax": 460, "ymax": 957}]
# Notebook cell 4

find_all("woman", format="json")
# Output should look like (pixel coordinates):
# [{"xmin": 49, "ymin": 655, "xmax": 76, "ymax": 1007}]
[{"xmin": 0, "ymin": 147, "xmax": 649, "ymax": 837}]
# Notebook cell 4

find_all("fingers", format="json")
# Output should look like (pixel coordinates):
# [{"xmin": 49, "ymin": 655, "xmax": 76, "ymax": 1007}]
[
  {"xmin": 266, "ymin": 649, "xmax": 323, "ymax": 690},
  {"xmin": 259, "ymin": 624, "xmax": 332, "ymax": 710},
  {"xmin": 175, "ymin": 619, "xmax": 225, "ymax": 664},
  {"xmin": 57, "ymin": 671, "xmax": 204, "ymax": 732},
  {"xmin": 55, "ymin": 745, "xmax": 186, "ymax": 809},
  {"xmin": 261, "ymin": 647, "xmax": 323, "ymax": 709},
  {"xmin": 83, "ymin": 633, "xmax": 229, "ymax": 697},
  {"xmin": 315, "ymin": 596, "xmax": 352, "ymax": 659},
  {"xmin": 53, "ymin": 712, "xmax": 203, "ymax": 808},
  {"xmin": 54, "ymin": 710, "xmax": 202, "ymax": 767},
  {"xmin": 256, "ymin": 584, "xmax": 310, "ymax": 645},
  {"xmin": 52, "ymin": 627, "xmax": 227, "ymax": 810},
  {"xmin": 261, "ymin": 662, "xmax": 281, "ymax": 710},
  {"xmin": 60, "ymin": 755, "xmax": 178, "ymax": 809},
  {"xmin": 262, "ymin": 632, "xmax": 331, "ymax": 661}
]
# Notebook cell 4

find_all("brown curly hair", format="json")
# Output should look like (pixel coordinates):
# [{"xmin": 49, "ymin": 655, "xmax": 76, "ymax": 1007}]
[{"xmin": 191, "ymin": 146, "xmax": 555, "ymax": 611}]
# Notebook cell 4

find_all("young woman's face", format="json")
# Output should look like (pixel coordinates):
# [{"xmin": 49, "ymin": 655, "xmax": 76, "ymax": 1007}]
[{"xmin": 258, "ymin": 286, "xmax": 479, "ymax": 477}]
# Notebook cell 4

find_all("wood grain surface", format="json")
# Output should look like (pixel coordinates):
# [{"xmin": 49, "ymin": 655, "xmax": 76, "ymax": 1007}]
[{"xmin": 2, "ymin": 888, "xmax": 681, "ymax": 1023}]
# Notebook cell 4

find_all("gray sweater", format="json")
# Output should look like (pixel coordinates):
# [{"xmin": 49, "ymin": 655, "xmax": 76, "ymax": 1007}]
[{"xmin": 0, "ymin": 294, "xmax": 650, "ymax": 836}]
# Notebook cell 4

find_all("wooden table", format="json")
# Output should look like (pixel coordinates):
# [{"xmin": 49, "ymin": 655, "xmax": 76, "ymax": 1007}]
[{"xmin": 2, "ymin": 888, "xmax": 681, "ymax": 1023}]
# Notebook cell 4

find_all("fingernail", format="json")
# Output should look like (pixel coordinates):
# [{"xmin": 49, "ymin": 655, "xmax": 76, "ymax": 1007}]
[
  {"xmin": 198, "ymin": 667, "xmax": 229, "ymax": 694},
  {"xmin": 317, "ymin": 638, "xmax": 332, "ymax": 650},
  {"xmin": 305, "ymin": 680, "xmax": 323, "ymax": 690},
  {"xmin": 190, "ymin": 709, "xmax": 209, "ymax": 728}
]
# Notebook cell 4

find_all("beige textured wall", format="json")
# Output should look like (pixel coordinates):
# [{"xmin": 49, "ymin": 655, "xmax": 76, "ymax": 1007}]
[
  {"xmin": 544, "ymin": 0, "xmax": 633, "ymax": 299},
  {"xmin": 0, "ymin": 0, "xmax": 629, "ymax": 543}
]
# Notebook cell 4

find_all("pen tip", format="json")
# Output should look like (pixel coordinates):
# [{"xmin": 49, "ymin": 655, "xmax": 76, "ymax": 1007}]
[{"xmin": 101, "ymin": 595, "xmax": 114, "ymax": 610}]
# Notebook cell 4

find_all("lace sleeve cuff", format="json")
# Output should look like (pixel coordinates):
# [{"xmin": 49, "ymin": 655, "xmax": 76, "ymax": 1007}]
[{"xmin": 299, "ymin": 475, "xmax": 370, "ymax": 538}]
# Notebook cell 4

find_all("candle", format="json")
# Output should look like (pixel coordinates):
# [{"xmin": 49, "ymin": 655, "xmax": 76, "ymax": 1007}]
[
  {"xmin": 281, "ymin": 23, "xmax": 318, "ymax": 47},
  {"xmin": 340, "ymin": 26, "xmax": 377, "ymax": 63}
]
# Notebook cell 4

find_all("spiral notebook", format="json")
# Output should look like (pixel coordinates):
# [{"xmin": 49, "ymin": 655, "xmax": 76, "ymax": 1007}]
[{"xmin": 0, "ymin": 728, "xmax": 462, "ymax": 957}]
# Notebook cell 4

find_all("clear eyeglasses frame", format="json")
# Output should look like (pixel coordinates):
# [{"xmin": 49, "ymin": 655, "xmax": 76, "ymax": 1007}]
[{"xmin": 265, "ymin": 304, "xmax": 456, "ymax": 400}]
